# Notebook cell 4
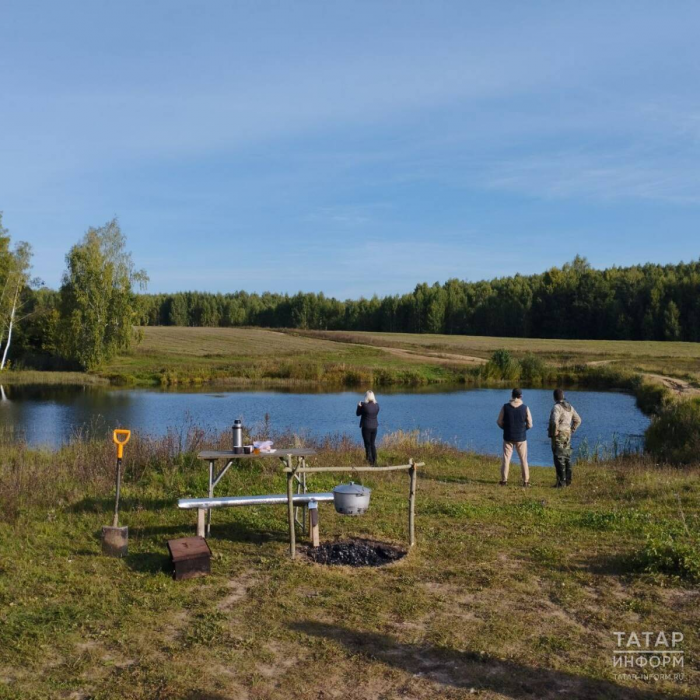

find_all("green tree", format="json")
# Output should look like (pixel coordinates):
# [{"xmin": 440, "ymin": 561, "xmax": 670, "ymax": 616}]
[
  {"xmin": 663, "ymin": 300, "xmax": 682, "ymax": 340},
  {"xmin": 57, "ymin": 219, "xmax": 148, "ymax": 370},
  {"xmin": 169, "ymin": 294, "xmax": 189, "ymax": 325}
]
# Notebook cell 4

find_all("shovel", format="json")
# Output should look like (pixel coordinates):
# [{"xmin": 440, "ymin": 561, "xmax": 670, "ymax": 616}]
[{"xmin": 102, "ymin": 429, "xmax": 131, "ymax": 557}]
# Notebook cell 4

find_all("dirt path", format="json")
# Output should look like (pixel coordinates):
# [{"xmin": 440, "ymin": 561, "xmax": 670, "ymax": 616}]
[
  {"xmin": 378, "ymin": 345, "xmax": 487, "ymax": 366},
  {"xmin": 643, "ymin": 373, "xmax": 700, "ymax": 397},
  {"xmin": 586, "ymin": 359, "xmax": 700, "ymax": 398}
]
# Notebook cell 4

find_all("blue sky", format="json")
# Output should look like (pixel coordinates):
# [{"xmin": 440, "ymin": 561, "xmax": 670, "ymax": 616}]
[{"xmin": 1, "ymin": 1, "xmax": 699, "ymax": 298}]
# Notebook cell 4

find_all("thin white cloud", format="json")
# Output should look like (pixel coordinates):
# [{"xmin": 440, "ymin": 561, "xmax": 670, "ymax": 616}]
[{"xmin": 481, "ymin": 147, "xmax": 700, "ymax": 204}]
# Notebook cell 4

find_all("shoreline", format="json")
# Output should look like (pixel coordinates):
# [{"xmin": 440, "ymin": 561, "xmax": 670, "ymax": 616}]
[{"xmin": 0, "ymin": 363, "xmax": 673, "ymax": 413}]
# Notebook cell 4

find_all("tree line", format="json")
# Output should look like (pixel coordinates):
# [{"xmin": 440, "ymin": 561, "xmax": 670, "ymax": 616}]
[
  {"xmin": 137, "ymin": 256, "xmax": 700, "ymax": 341},
  {"xmin": 2, "ymin": 211, "xmax": 699, "ymax": 374}
]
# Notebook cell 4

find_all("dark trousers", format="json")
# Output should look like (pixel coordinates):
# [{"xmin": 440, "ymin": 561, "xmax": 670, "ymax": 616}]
[
  {"xmin": 361, "ymin": 427, "xmax": 377, "ymax": 465},
  {"xmin": 552, "ymin": 433, "xmax": 573, "ymax": 485}
]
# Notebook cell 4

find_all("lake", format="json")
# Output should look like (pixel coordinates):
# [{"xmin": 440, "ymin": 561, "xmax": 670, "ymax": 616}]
[{"xmin": 0, "ymin": 385, "xmax": 649, "ymax": 466}]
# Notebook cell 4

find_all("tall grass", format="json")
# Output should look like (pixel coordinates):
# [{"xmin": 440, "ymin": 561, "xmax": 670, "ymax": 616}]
[
  {"xmin": 0, "ymin": 427, "xmax": 455, "ymax": 524},
  {"xmin": 646, "ymin": 399, "xmax": 700, "ymax": 465},
  {"xmin": 134, "ymin": 360, "xmax": 453, "ymax": 388},
  {"xmin": 0, "ymin": 371, "xmax": 108, "ymax": 386},
  {"xmin": 575, "ymin": 433, "xmax": 644, "ymax": 463}
]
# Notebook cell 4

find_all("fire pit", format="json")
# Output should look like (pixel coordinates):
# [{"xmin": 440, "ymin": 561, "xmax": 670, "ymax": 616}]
[{"xmin": 306, "ymin": 538, "xmax": 406, "ymax": 567}]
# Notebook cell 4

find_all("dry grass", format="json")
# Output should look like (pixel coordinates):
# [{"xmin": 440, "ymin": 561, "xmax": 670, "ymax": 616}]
[
  {"xmin": 296, "ymin": 330, "xmax": 700, "ymax": 363},
  {"xmin": 134, "ymin": 327, "xmax": 342, "ymax": 358}
]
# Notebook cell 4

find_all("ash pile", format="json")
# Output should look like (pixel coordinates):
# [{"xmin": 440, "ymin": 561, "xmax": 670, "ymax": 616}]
[{"xmin": 308, "ymin": 539, "xmax": 406, "ymax": 567}]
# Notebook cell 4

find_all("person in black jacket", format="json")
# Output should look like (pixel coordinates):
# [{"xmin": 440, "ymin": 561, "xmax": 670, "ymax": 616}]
[
  {"xmin": 496, "ymin": 388, "xmax": 533, "ymax": 487},
  {"xmin": 356, "ymin": 390, "xmax": 380, "ymax": 466}
]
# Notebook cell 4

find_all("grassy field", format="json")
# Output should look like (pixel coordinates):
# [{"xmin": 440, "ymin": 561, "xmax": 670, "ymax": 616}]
[
  {"xmin": 102, "ymin": 327, "xmax": 459, "ymax": 387},
  {"xmin": 96, "ymin": 326, "xmax": 700, "ymax": 390},
  {"xmin": 293, "ymin": 330, "xmax": 700, "ymax": 383},
  {"xmin": 3, "ymin": 326, "xmax": 697, "ymax": 395},
  {"xmin": 0, "ymin": 430, "xmax": 698, "ymax": 699}
]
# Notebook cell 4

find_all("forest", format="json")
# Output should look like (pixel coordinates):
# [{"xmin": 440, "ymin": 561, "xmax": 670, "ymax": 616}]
[{"xmin": 136, "ymin": 256, "xmax": 700, "ymax": 341}]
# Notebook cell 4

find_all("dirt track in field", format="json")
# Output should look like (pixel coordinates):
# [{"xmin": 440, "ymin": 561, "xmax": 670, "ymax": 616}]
[
  {"xmin": 643, "ymin": 373, "xmax": 700, "ymax": 397},
  {"xmin": 377, "ymin": 345, "xmax": 487, "ymax": 366}
]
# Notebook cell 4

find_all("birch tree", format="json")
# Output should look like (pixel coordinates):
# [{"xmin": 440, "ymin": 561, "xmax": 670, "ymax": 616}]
[
  {"xmin": 0, "ymin": 213, "xmax": 34, "ymax": 370},
  {"xmin": 58, "ymin": 219, "xmax": 148, "ymax": 370}
]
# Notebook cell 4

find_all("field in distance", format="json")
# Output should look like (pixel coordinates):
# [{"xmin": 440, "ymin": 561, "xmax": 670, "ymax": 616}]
[
  {"xmin": 105, "ymin": 326, "xmax": 436, "ymax": 386},
  {"xmin": 293, "ymin": 329, "xmax": 700, "ymax": 381},
  {"xmin": 134, "ymin": 326, "xmax": 342, "ymax": 358},
  {"xmin": 92, "ymin": 326, "xmax": 700, "ymax": 388}
]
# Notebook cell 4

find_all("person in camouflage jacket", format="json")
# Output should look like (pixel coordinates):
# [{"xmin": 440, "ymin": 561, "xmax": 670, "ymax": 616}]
[{"xmin": 548, "ymin": 389, "xmax": 582, "ymax": 487}]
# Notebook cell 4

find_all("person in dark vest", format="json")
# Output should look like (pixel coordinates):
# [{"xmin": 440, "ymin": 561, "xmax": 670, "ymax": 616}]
[
  {"xmin": 356, "ymin": 390, "xmax": 380, "ymax": 466},
  {"xmin": 496, "ymin": 388, "xmax": 533, "ymax": 487},
  {"xmin": 548, "ymin": 389, "xmax": 582, "ymax": 487}
]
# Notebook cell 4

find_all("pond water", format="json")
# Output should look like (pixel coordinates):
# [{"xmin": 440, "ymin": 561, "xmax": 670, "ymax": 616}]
[{"xmin": 0, "ymin": 385, "xmax": 649, "ymax": 466}]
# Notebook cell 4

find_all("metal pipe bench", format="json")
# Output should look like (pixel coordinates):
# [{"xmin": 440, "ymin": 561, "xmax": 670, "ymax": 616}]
[
  {"xmin": 197, "ymin": 449, "xmax": 317, "ymax": 535},
  {"xmin": 178, "ymin": 492, "xmax": 334, "ymax": 537}
]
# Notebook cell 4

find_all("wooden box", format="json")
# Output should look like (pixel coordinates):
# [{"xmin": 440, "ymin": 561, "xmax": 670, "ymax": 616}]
[{"xmin": 167, "ymin": 536, "xmax": 212, "ymax": 581}]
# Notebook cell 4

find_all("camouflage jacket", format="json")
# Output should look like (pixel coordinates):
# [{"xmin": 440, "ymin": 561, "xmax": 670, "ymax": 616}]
[{"xmin": 548, "ymin": 400, "xmax": 582, "ymax": 438}]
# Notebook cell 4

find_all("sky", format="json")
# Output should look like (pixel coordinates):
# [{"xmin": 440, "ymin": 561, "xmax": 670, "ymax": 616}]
[{"xmin": 1, "ymin": 0, "xmax": 699, "ymax": 298}]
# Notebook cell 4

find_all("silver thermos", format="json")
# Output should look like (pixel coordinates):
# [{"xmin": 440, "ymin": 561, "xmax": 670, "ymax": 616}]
[{"xmin": 232, "ymin": 420, "xmax": 243, "ymax": 453}]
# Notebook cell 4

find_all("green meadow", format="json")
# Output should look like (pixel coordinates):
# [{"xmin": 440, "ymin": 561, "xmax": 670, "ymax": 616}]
[{"xmin": 0, "ymin": 430, "xmax": 698, "ymax": 699}]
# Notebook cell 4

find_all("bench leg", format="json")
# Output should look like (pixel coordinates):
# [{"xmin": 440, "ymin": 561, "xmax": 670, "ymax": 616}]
[
  {"xmin": 197, "ymin": 508, "xmax": 206, "ymax": 538},
  {"xmin": 310, "ymin": 506, "xmax": 319, "ymax": 548}
]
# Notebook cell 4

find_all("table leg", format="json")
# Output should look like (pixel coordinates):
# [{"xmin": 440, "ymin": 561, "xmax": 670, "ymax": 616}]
[
  {"xmin": 286, "ymin": 457, "xmax": 295, "ymax": 559},
  {"xmin": 301, "ymin": 457, "xmax": 308, "ymax": 535},
  {"xmin": 208, "ymin": 460, "xmax": 214, "ymax": 535},
  {"xmin": 409, "ymin": 458, "xmax": 417, "ymax": 547}
]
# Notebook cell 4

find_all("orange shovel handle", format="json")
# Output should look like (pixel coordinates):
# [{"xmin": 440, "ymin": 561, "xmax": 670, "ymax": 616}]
[{"xmin": 113, "ymin": 429, "xmax": 131, "ymax": 459}]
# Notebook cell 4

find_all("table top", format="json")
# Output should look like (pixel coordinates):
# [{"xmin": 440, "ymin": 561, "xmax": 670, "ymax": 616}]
[{"xmin": 197, "ymin": 448, "xmax": 317, "ymax": 460}]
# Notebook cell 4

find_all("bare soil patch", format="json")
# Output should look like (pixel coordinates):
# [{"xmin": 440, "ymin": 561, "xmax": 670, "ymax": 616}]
[{"xmin": 643, "ymin": 372, "xmax": 700, "ymax": 397}]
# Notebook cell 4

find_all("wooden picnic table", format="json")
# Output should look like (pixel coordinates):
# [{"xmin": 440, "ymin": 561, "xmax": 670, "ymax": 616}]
[{"xmin": 196, "ymin": 448, "xmax": 317, "ymax": 535}]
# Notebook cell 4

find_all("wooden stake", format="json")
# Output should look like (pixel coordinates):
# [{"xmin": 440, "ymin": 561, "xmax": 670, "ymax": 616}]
[
  {"xmin": 286, "ymin": 458, "xmax": 296, "ymax": 559},
  {"xmin": 408, "ymin": 458, "xmax": 417, "ymax": 547},
  {"xmin": 197, "ymin": 508, "xmax": 206, "ymax": 538},
  {"xmin": 309, "ymin": 501, "xmax": 320, "ymax": 548}
]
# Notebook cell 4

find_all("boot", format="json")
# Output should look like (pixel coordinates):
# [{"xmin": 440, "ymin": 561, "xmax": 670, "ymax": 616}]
[{"xmin": 553, "ymin": 468, "xmax": 565, "ymax": 488}]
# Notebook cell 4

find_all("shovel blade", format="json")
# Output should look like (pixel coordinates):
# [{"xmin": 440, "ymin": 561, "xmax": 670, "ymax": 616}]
[{"xmin": 102, "ymin": 525, "xmax": 128, "ymax": 557}]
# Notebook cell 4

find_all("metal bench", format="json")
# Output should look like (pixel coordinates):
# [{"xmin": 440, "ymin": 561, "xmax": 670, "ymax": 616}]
[{"xmin": 178, "ymin": 492, "xmax": 334, "ymax": 537}]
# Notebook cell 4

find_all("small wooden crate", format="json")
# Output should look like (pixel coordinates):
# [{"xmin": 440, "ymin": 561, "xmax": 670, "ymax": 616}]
[{"xmin": 167, "ymin": 536, "xmax": 212, "ymax": 581}]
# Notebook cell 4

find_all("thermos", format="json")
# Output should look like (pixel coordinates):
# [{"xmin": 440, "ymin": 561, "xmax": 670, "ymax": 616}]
[{"xmin": 232, "ymin": 420, "xmax": 243, "ymax": 453}]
